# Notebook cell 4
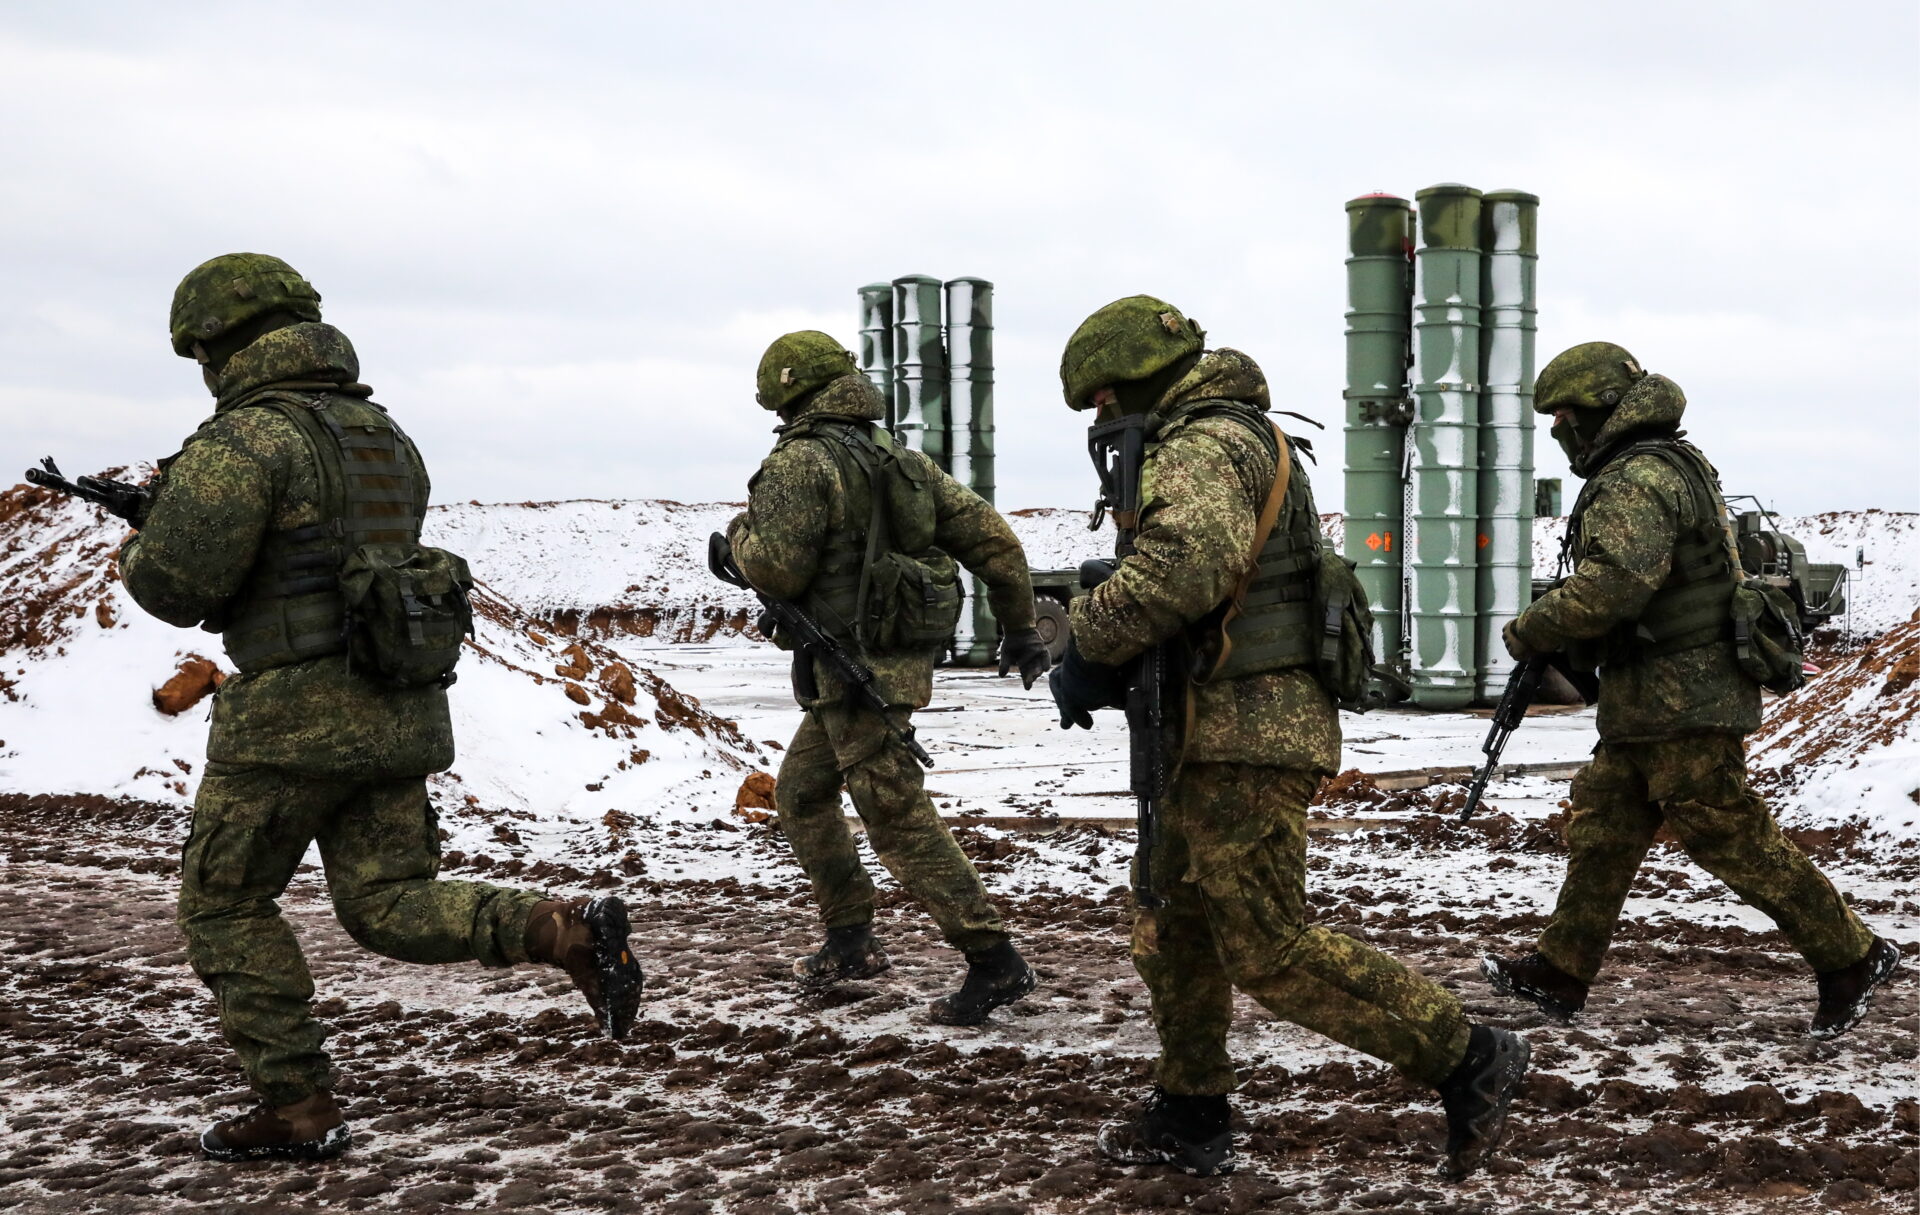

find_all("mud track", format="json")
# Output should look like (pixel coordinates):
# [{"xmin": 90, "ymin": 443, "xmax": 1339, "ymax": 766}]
[{"xmin": 0, "ymin": 796, "xmax": 1913, "ymax": 1215}]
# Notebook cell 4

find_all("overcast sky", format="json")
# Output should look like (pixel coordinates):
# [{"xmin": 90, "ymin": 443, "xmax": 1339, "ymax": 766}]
[{"xmin": 3, "ymin": 2, "xmax": 1916, "ymax": 520}]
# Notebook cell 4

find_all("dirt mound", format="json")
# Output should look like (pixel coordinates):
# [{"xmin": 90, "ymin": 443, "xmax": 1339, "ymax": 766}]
[{"xmin": 1752, "ymin": 609, "xmax": 1920, "ymax": 855}]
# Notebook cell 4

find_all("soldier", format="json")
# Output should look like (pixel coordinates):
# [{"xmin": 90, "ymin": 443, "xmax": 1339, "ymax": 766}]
[
  {"xmin": 726, "ymin": 331, "xmax": 1051, "ymax": 1025},
  {"xmin": 121, "ymin": 254, "xmax": 644, "ymax": 1163},
  {"xmin": 1483, "ymin": 342, "xmax": 1902, "ymax": 1035},
  {"xmin": 1049, "ymin": 297, "xmax": 1527, "ymax": 1180}
]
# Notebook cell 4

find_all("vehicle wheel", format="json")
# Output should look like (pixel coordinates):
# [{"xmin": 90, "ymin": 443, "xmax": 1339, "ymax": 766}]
[{"xmin": 1033, "ymin": 596, "xmax": 1071, "ymax": 665}]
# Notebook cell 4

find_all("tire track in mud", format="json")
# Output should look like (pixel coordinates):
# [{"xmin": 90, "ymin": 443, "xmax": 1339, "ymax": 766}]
[{"xmin": 0, "ymin": 798, "xmax": 1913, "ymax": 1214}]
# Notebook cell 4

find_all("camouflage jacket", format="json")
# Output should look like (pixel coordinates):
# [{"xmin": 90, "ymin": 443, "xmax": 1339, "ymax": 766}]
[
  {"xmin": 1512, "ymin": 373, "xmax": 1760, "ymax": 741},
  {"xmin": 726, "ymin": 373, "xmax": 1038, "ymax": 709},
  {"xmin": 120, "ymin": 323, "xmax": 455, "ymax": 777},
  {"xmin": 1069, "ymin": 349, "xmax": 1341, "ymax": 775}
]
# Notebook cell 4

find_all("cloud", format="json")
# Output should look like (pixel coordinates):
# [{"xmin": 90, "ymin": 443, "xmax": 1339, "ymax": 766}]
[{"xmin": 1, "ymin": 2, "xmax": 1914, "ymax": 515}]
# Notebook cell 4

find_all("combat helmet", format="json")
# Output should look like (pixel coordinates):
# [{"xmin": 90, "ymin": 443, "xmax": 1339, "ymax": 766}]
[
  {"xmin": 1059, "ymin": 295, "xmax": 1204, "ymax": 411},
  {"xmin": 1534, "ymin": 341, "xmax": 1645, "ymax": 413},
  {"xmin": 756, "ymin": 331, "xmax": 858, "ymax": 412},
  {"xmin": 169, "ymin": 253, "xmax": 322, "ymax": 358}
]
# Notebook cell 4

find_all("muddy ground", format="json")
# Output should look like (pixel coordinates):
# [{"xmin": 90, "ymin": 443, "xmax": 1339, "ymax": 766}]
[{"xmin": 0, "ymin": 792, "xmax": 1914, "ymax": 1215}]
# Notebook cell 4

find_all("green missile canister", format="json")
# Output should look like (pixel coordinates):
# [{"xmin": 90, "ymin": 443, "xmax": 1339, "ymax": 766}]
[
  {"xmin": 1409, "ymin": 184, "xmax": 1483, "ymax": 709},
  {"xmin": 890, "ymin": 275, "xmax": 949, "ymax": 470},
  {"xmin": 1476, "ymin": 191, "xmax": 1539, "ymax": 702},
  {"xmin": 859, "ymin": 282, "xmax": 896, "ymax": 430},
  {"xmin": 1342, "ymin": 194, "xmax": 1415, "ymax": 671},
  {"xmin": 945, "ymin": 277, "xmax": 998, "ymax": 665}
]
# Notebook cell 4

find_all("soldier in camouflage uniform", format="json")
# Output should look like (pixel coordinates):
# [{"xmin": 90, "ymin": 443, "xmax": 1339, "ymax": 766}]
[
  {"xmin": 726, "ymin": 331, "xmax": 1051, "ymax": 1026},
  {"xmin": 1048, "ymin": 297, "xmax": 1528, "ymax": 1180},
  {"xmin": 121, "ymin": 254, "xmax": 644, "ymax": 1163},
  {"xmin": 1484, "ymin": 341, "xmax": 1901, "ymax": 1036}
]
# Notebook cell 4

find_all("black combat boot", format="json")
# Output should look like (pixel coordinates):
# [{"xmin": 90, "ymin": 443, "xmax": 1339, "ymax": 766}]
[
  {"xmin": 927, "ymin": 940, "xmax": 1036, "ymax": 1026},
  {"xmin": 794, "ymin": 924, "xmax": 892, "ymax": 987},
  {"xmin": 525, "ymin": 896, "xmax": 645, "ymax": 1040},
  {"xmin": 201, "ymin": 1091, "xmax": 350, "ymax": 1162},
  {"xmin": 1097, "ymin": 1087, "xmax": 1235, "ymax": 1176},
  {"xmin": 1811, "ymin": 937, "xmax": 1905, "ymax": 1039},
  {"xmin": 1481, "ymin": 950, "xmax": 1588, "ymax": 1018},
  {"xmin": 1436, "ymin": 1024, "xmax": 1530, "ymax": 1180}
]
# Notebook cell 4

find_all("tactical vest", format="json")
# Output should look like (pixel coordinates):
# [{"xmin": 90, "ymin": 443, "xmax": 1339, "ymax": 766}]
[
  {"xmin": 1569, "ymin": 437, "xmax": 1738, "ymax": 665},
  {"xmin": 219, "ymin": 390, "xmax": 424, "ymax": 672},
  {"xmin": 1173, "ymin": 401, "xmax": 1321, "ymax": 682},
  {"xmin": 775, "ymin": 415, "xmax": 959, "ymax": 649}
]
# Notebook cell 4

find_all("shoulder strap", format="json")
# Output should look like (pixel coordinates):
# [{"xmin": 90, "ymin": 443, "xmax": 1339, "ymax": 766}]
[{"xmin": 1197, "ymin": 420, "xmax": 1293, "ymax": 682}]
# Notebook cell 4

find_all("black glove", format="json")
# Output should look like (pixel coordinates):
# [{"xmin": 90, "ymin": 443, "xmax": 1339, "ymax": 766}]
[
  {"xmin": 1048, "ymin": 640, "xmax": 1128, "ymax": 730},
  {"xmin": 996, "ymin": 627, "xmax": 1051, "ymax": 689}
]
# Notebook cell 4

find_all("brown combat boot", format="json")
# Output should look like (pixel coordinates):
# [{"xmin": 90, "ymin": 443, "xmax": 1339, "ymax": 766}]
[
  {"xmin": 201, "ymin": 1091, "xmax": 349, "ymax": 1162},
  {"xmin": 525, "ymin": 896, "xmax": 645, "ymax": 1040},
  {"xmin": 1811, "ymin": 937, "xmax": 1904, "ymax": 1039},
  {"xmin": 1480, "ymin": 950, "xmax": 1588, "ymax": 1018}
]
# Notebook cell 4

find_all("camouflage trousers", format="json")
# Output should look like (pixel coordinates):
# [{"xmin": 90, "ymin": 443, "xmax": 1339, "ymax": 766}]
[
  {"xmin": 178, "ymin": 761, "xmax": 545, "ymax": 1105},
  {"xmin": 1135, "ymin": 764, "xmax": 1471, "ymax": 1093},
  {"xmin": 775, "ymin": 704, "xmax": 1006, "ymax": 955},
  {"xmin": 1537, "ymin": 736, "xmax": 1874, "ymax": 983}
]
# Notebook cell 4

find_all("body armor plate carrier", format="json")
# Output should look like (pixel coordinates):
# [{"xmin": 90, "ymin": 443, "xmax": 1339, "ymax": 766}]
[
  {"xmin": 219, "ymin": 390, "xmax": 428, "ymax": 672},
  {"xmin": 1567, "ymin": 437, "xmax": 1739, "ymax": 668}
]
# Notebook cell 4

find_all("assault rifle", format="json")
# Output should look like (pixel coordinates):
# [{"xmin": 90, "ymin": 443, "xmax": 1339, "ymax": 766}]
[
  {"xmin": 1086, "ymin": 411, "xmax": 1169, "ymax": 909},
  {"xmin": 707, "ymin": 532, "xmax": 932, "ymax": 769},
  {"xmin": 1458, "ymin": 657, "xmax": 1546, "ymax": 823},
  {"xmin": 1458, "ymin": 653, "xmax": 1598, "ymax": 822},
  {"xmin": 24, "ymin": 458, "xmax": 152, "ymax": 524}
]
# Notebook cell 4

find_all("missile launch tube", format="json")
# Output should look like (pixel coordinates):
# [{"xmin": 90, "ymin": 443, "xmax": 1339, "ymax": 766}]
[
  {"xmin": 1476, "ymin": 192, "xmax": 1539, "ymax": 702},
  {"xmin": 858, "ymin": 283, "xmax": 896, "ymax": 430},
  {"xmin": 945, "ymin": 277, "xmax": 999, "ymax": 665},
  {"xmin": 1342, "ymin": 195, "xmax": 1415, "ymax": 671},
  {"xmin": 1409, "ymin": 184, "xmax": 1483, "ymax": 710},
  {"xmin": 890, "ymin": 275, "xmax": 948, "ymax": 469}
]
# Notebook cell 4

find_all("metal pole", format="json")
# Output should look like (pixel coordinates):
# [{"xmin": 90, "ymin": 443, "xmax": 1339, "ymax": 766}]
[
  {"xmin": 890, "ymin": 275, "xmax": 948, "ymax": 469},
  {"xmin": 1342, "ymin": 194, "xmax": 1415, "ymax": 674},
  {"xmin": 1476, "ymin": 191, "xmax": 1539, "ymax": 703},
  {"xmin": 1409, "ymin": 184, "xmax": 1483, "ymax": 710},
  {"xmin": 858, "ymin": 283, "xmax": 895, "ymax": 431},
  {"xmin": 944, "ymin": 277, "xmax": 998, "ymax": 666}
]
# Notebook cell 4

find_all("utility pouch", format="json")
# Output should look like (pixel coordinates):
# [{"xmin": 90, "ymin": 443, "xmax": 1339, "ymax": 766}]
[
  {"xmin": 1310, "ymin": 548, "xmax": 1379, "ymax": 710},
  {"xmin": 1729, "ymin": 581, "xmax": 1807, "ymax": 694},
  {"xmin": 338, "ymin": 543, "xmax": 474, "ymax": 688},
  {"xmin": 863, "ymin": 551, "xmax": 963, "ymax": 650}
]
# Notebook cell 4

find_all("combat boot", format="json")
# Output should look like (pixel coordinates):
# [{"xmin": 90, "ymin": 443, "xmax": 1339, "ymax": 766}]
[
  {"xmin": 1811, "ymin": 936, "xmax": 1905, "ymax": 1039},
  {"xmin": 1480, "ymin": 949, "xmax": 1588, "ymax": 1018},
  {"xmin": 794, "ymin": 923, "xmax": 891, "ymax": 987},
  {"xmin": 1096, "ymin": 1088, "xmax": 1235, "ymax": 1176},
  {"xmin": 927, "ymin": 940, "xmax": 1036, "ymax": 1026},
  {"xmin": 201, "ymin": 1091, "xmax": 349, "ymax": 1162},
  {"xmin": 525, "ymin": 896, "xmax": 645, "ymax": 1040},
  {"xmin": 1435, "ymin": 1024, "xmax": 1530, "ymax": 1180}
]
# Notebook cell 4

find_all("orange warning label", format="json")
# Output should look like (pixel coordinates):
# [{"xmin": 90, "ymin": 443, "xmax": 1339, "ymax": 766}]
[{"xmin": 1477, "ymin": 533, "xmax": 1490, "ymax": 549}]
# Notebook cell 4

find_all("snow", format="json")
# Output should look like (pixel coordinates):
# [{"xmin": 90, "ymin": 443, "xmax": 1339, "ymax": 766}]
[
  {"xmin": 0, "ymin": 489, "xmax": 761, "ymax": 832},
  {"xmin": 3, "ymin": 482, "xmax": 1914, "ymax": 874}
]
